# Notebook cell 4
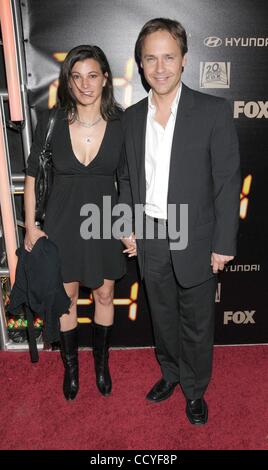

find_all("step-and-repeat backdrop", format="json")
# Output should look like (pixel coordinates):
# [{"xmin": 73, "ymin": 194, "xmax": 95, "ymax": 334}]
[{"xmin": 18, "ymin": 0, "xmax": 267, "ymax": 346}]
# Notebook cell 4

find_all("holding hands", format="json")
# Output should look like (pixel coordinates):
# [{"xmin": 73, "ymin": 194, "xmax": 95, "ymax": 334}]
[{"xmin": 121, "ymin": 233, "xmax": 137, "ymax": 257}]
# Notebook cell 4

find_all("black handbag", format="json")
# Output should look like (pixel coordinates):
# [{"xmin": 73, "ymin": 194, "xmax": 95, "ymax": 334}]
[{"xmin": 35, "ymin": 108, "xmax": 58, "ymax": 224}]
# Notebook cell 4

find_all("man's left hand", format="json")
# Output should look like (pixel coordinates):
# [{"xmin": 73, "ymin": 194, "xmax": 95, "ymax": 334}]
[
  {"xmin": 211, "ymin": 252, "xmax": 234, "ymax": 273},
  {"xmin": 121, "ymin": 233, "xmax": 137, "ymax": 257}
]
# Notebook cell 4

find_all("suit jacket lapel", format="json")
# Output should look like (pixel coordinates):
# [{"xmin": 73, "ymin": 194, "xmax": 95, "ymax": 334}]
[
  {"xmin": 133, "ymin": 84, "xmax": 194, "ymax": 206},
  {"xmin": 133, "ymin": 99, "xmax": 148, "ymax": 205},
  {"xmin": 168, "ymin": 83, "xmax": 195, "ymax": 200}
]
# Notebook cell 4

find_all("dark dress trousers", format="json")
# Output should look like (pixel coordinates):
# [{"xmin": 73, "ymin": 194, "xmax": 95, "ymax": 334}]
[{"xmin": 117, "ymin": 83, "xmax": 241, "ymax": 399}]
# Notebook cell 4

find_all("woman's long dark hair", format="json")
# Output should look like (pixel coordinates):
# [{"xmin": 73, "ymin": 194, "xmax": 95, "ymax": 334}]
[{"xmin": 57, "ymin": 45, "xmax": 122, "ymax": 122}]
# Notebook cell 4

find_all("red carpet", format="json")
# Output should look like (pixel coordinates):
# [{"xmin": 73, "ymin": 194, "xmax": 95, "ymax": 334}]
[{"xmin": 0, "ymin": 346, "xmax": 268, "ymax": 450}]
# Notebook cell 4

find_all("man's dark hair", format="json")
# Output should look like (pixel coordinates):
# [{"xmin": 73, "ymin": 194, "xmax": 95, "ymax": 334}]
[
  {"xmin": 135, "ymin": 18, "xmax": 188, "ymax": 66},
  {"xmin": 57, "ymin": 44, "xmax": 121, "ymax": 122}
]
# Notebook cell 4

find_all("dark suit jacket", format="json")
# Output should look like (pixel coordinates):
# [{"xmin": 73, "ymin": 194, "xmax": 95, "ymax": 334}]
[
  {"xmin": 117, "ymin": 83, "xmax": 241, "ymax": 288},
  {"xmin": 8, "ymin": 237, "xmax": 71, "ymax": 360}
]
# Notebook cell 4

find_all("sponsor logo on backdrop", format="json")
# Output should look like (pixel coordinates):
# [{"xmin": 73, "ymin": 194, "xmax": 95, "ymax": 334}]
[
  {"xmin": 204, "ymin": 37, "xmax": 268, "ymax": 47},
  {"xmin": 204, "ymin": 36, "xmax": 222, "ymax": 47},
  {"xmin": 225, "ymin": 264, "xmax": 261, "ymax": 272},
  {"xmin": 200, "ymin": 62, "xmax": 230, "ymax": 88},
  {"xmin": 234, "ymin": 101, "xmax": 268, "ymax": 118},
  {"xmin": 224, "ymin": 311, "xmax": 256, "ymax": 325}
]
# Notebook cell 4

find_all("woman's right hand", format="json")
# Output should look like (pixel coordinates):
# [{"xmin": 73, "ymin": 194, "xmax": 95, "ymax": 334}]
[
  {"xmin": 121, "ymin": 233, "xmax": 137, "ymax": 257},
  {"xmin": 24, "ymin": 225, "xmax": 48, "ymax": 252}
]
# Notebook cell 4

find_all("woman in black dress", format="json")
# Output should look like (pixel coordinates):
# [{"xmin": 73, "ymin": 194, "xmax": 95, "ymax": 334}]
[{"xmin": 24, "ymin": 45, "xmax": 136, "ymax": 400}]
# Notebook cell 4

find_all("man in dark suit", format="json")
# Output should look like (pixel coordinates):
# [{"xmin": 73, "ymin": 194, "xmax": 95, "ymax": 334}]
[{"xmin": 119, "ymin": 18, "xmax": 241, "ymax": 425}]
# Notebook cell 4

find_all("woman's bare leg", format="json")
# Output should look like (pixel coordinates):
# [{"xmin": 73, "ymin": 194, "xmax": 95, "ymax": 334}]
[
  {"xmin": 93, "ymin": 279, "xmax": 115, "ymax": 326},
  {"xmin": 60, "ymin": 281, "xmax": 79, "ymax": 331}
]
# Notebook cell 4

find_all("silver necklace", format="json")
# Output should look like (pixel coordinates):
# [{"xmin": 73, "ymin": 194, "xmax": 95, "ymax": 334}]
[{"xmin": 76, "ymin": 115, "xmax": 102, "ymax": 129}]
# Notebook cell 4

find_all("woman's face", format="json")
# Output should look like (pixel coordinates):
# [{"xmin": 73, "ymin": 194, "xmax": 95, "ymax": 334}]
[{"xmin": 69, "ymin": 58, "xmax": 107, "ymax": 107}]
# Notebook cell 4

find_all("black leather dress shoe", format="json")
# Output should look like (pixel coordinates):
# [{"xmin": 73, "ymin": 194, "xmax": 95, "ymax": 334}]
[
  {"xmin": 146, "ymin": 378, "xmax": 178, "ymax": 402},
  {"xmin": 186, "ymin": 398, "xmax": 208, "ymax": 425}
]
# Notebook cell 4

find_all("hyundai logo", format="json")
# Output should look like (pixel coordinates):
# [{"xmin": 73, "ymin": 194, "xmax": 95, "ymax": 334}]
[{"xmin": 204, "ymin": 36, "xmax": 222, "ymax": 47}]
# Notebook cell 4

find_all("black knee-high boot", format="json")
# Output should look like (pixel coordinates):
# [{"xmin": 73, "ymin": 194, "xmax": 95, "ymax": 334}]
[
  {"xmin": 93, "ymin": 322, "xmax": 112, "ymax": 396},
  {"xmin": 60, "ymin": 326, "xmax": 79, "ymax": 400}
]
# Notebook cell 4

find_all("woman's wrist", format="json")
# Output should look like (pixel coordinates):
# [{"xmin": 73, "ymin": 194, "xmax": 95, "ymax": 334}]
[{"xmin": 25, "ymin": 221, "xmax": 36, "ymax": 230}]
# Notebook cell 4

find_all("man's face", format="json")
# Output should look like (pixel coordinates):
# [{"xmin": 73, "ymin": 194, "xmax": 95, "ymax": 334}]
[{"xmin": 140, "ymin": 30, "xmax": 186, "ymax": 97}]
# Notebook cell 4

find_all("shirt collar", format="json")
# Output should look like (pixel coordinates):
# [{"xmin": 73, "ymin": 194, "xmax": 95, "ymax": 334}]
[{"xmin": 148, "ymin": 82, "xmax": 182, "ymax": 117}]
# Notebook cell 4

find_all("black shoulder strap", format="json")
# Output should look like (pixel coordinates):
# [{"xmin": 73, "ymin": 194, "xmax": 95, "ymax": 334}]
[{"xmin": 44, "ymin": 108, "xmax": 59, "ymax": 150}]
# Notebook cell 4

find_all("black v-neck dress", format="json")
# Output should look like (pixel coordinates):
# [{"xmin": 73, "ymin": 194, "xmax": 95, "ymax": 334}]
[{"xmin": 26, "ymin": 108, "xmax": 126, "ymax": 288}]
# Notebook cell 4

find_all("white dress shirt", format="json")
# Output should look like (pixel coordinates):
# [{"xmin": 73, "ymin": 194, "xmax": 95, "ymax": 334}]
[{"xmin": 145, "ymin": 83, "xmax": 182, "ymax": 220}]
